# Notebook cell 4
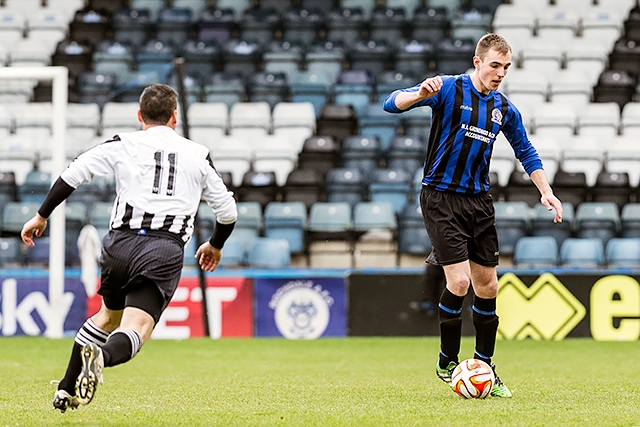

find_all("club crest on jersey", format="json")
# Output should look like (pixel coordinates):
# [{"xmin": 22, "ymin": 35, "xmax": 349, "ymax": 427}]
[{"xmin": 491, "ymin": 108, "xmax": 502, "ymax": 125}]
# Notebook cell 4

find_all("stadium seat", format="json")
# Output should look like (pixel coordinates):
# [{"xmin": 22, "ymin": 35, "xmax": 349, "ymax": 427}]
[
  {"xmin": 494, "ymin": 201, "xmax": 530, "ymax": 256},
  {"xmin": 564, "ymin": 38, "xmax": 609, "ymax": 85},
  {"xmin": 182, "ymin": 40, "xmax": 220, "ymax": 83},
  {"xmin": 411, "ymin": 6, "xmax": 448, "ymax": 42},
  {"xmin": 217, "ymin": 236, "xmax": 248, "ymax": 268},
  {"xmin": 512, "ymin": 236, "xmax": 559, "ymax": 268},
  {"xmin": 194, "ymin": 6, "xmax": 235, "ymax": 46},
  {"xmin": 290, "ymin": 71, "xmax": 332, "ymax": 116},
  {"xmin": 368, "ymin": 168, "xmax": 413, "ymax": 214},
  {"xmin": 221, "ymin": 39, "xmax": 262, "ymax": 78},
  {"xmin": 359, "ymin": 103, "xmax": 402, "ymax": 153},
  {"xmin": 263, "ymin": 40, "xmax": 304, "ymax": 83},
  {"xmin": 251, "ymin": 135, "xmax": 298, "ymax": 186},
  {"xmin": 341, "ymin": 135, "xmax": 382, "ymax": 178},
  {"xmin": 264, "ymin": 201, "xmax": 307, "ymax": 255},
  {"xmin": 235, "ymin": 171, "xmax": 279, "ymax": 209},
  {"xmin": 332, "ymin": 69, "xmax": 375, "ymax": 118},
  {"xmin": 575, "ymin": 202, "xmax": 621, "ymax": 245},
  {"xmin": 552, "ymin": 170, "xmax": 588, "ymax": 208},
  {"xmin": 576, "ymin": 102, "xmax": 620, "ymax": 140},
  {"xmin": 450, "ymin": 7, "xmax": 492, "ymax": 41},
  {"xmin": 101, "ymin": 102, "xmax": 142, "ymax": 136},
  {"xmin": 215, "ymin": 0, "xmax": 252, "ymax": 19},
  {"xmin": 548, "ymin": 70, "xmax": 592, "ymax": 108},
  {"xmin": 207, "ymin": 136, "xmax": 253, "ymax": 187},
  {"xmin": 307, "ymin": 201, "xmax": 353, "ymax": 268},
  {"xmin": 560, "ymin": 237, "xmax": 605, "ymax": 268},
  {"xmin": 272, "ymin": 102, "xmax": 316, "ymax": 151},
  {"xmin": 305, "ymin": 40, "xmax": 345, "ymax": 83},
  {"xmin": 519, "ymin": 39, "xmax": 563, "ymax": 82},
  {"xmin": 282, "ymin": 168, "xmax": 326, "ymax": 209},
  {"xmin": 606, "ymin": 237, "xmax": 640, "ymax": 269},
  {"xmin": 247, "ymin": 72, "xmax": 289, "ymax": 109},
  {"xmin": 503, "ymin": 69, "xmax": 548, "ymax": 111},
  {"xmin": 593, "ymin": 70, "xmax": 635, "ymax": 110},
  {"xmin": 25, "ymin": 236, "xmax": 50, "ymax": 265},
  {"xmin": 239, "ymin": 6, "xmax": 279, "ymax": 45},
  {"xmin": 232, "ymin": 201, "xmax": 262, "ymax": 247},
  {"xmin": 397, "ymin": 201, "xmax": 431, "ymax": 267},
  {"xmin": 187, "ymin": 102, "xmax": 228, "ymax": 144},
  {"xmin": 51, "ymin": 39, "xmax": 93, "ymax": 81},
  {"xmin": 247, "ymin": 237, "xmax": 291, "ymax": 268},
  {"xmin": 2, "ymin": 202, "xmax": 40, "ymax": 235},
  {"xmin": 0, "ymin": 237, "xmax": 22, "ymax": 266},
  {"xmin": 435, "ymin": 37, "xmax": 474, "ymax": 75},
  {"xmin": 69, "ymin": 9, "xmax": 111, "ymax": 46},
  {"xmin": 316, "ymin": 104, "xmax": 359, "ymax": 144},
  {"xmin": 561, "ymin": 136, "xmax": 605, "ymax": 188},
  {"xmin": 530, "ymin": 202, "xmax": 575, "ymax": 248},
  {"xmin": 369, "ymin": 6, "xmax": 406, "ymax": 47},
  {"xmin": 503, "ymin": 170, "xmax": 541, "ymax": 208},
  {"xmin": 155, "ymin": 7, "xmax": 192, "ymax": 47},
  {"xmin": 135, "ymin": 39, "xmax": 176, "ymax": 84},
  {"xmin": 620, "ymin": 103, "xmax": 640, "ymax": 137},
  {"xmin": 325, "ymin": 7, "xmax": 366, "ymax": 47},
  {"xmin": 229, "ymin": 102, "xmax": 271, "ymax": 139},
  {"xmin": 326, "ymin": 167, "xmax": 368, "ymax": 208},
  {"xmin": 591, "ymin": 171, "xmax": 632, "ymax": 211},
  {"xmin": 129, "ymin": 0, "xmax": 165, "ymax": 21},
  {"xmin": 532, "ymin": 102, "xmax": 576, "ymax": 141},
  {"xmin": 490, "ymin": 133, "xmax": 516, "ymax": 188},
  {"xmin": 386, "ymin": 135, "xmax": 425, "ymax": 175},
  {"xmin": 19, "ymin": 170, "xmax": 51, "ymax": 204},
  {"xmin": 297, "ymin": 135, "xmax": 341, "ymax": 177},
  {"xmin": 281, "ymin": 7, "xmax": 324, "ymax": 45},
  {"xmin": 111, "ymin": 8, "xmax": 152, "ymax": 48},
  {"xmin": 352, "ymin": 201, "xmax": 398, "ymax": 268},
  {"xmin": 621, "ymin": 203, "xmax": 640, "ymax": 238},
  {"xmin": 203, "ymin": 71, "xmax": 245, "ymax": 107}
]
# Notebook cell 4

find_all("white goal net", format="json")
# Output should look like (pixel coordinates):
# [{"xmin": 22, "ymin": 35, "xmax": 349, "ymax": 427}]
[{"xmin": 0, "ymin": 66, "xmax": 68, "ymax": 338}]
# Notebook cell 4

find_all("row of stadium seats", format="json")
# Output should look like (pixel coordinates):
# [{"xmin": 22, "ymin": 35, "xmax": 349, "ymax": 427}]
[{"xmin": 2, "ymin": 195, "xmax": 640, "ymax": 268}]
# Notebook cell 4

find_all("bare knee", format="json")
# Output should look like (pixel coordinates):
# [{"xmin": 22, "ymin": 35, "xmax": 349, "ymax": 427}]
[{"xmin": 91, "ymin": 304, "xmax": 123, "ymax": 333}]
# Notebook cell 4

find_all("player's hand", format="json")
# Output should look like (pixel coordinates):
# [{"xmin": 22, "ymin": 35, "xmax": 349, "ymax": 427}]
[
  {"xmin": 418, "ymin": 76, "xmax": 443, "ymax": 99},
  {"xmin": 21, "ymin": 214, "xmax": 47, "ymax": 247},
  {"xmin": 195, "ymin": 242, "xmax": 222, "ymax": 272},
  {"xmin": 541, "ymin": 193, "xmax": 563, "ymax": 223}
]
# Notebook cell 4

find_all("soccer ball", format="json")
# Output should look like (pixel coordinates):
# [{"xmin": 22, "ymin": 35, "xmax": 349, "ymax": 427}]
[{"xmin": 450, "ymin": 359, "xmax": 495, "ymax": 399}]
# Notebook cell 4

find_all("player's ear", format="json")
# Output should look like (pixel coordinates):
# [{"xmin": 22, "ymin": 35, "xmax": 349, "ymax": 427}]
[
  {"xmin": 137, "ymin": 109, "xmax": 144, "ymax": 124},
  {"xmin": 473, "ymin": 55, "xmax": 481, "ymax": 68}
]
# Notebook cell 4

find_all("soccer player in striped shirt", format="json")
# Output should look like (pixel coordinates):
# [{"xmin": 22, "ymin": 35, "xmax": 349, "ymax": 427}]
[
  {"xmin": 21, "ymin": 84, "xmax": 238, "ymax": 411},
  {"xmin": 383, "ymin": 34, "xmax": 563, "ymax": 398}
]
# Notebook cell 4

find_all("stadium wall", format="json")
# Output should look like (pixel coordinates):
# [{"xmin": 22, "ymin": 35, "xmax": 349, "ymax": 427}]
[{"xmin": 0, "ymin": 268, "xmax": 638, "ymax": 341}]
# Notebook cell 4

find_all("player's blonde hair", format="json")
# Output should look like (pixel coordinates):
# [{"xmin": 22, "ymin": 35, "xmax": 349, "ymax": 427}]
[
  {"xmin": 139, "ymin": 84, "xmax": 178, "ymax": 125},
  {"xmin": 475, "ymin": 33, "xmax": 512, "ymax": 60}
]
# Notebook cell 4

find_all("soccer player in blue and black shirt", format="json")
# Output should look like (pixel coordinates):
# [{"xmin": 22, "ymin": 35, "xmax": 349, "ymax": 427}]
[{"xmin": 383, "ymin": 33, "xmax": 563, "ymax": 398}]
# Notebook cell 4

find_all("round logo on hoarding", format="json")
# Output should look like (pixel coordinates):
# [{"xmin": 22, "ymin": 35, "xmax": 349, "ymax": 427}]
[{"xmin": 269, "ymin": 280, "xmax": 334, "ymax": 339}]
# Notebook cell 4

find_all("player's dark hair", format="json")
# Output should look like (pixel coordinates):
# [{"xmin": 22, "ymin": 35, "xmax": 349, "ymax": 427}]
[
  {"xmin": 139, "ymin": 84, "xmax": 178, "ymax": 125},
  {"xmin": 475, "ymin": 33, "xmax": 511, "ymax": 60}
]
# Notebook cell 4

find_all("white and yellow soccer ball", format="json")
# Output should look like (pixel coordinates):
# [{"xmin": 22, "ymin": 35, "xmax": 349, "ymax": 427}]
[{"xmin": 450, "ymin": 359, "xmax": 495, "ymax": 399}]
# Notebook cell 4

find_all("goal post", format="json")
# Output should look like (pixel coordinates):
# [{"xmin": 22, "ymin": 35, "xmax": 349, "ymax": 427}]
[{"xmin": 0, "ymin": 66, "xmax": 68, "ymax": 338}]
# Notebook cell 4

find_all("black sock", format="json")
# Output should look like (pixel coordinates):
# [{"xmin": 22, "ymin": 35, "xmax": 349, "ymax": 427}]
[
  {"xmin": 472, "ymin": 295, "xmax": 498, "ymax": 365},
  {"xmin": 438, "ymin": 287, "xmax": 465, "ymax": 368},
  {"xmin": 58, "ymin": 319, "xmax": 109, "ymax": 394},
  {"xmin": 102, "ymin": 329, "xmax": 142, "ymax": 367}
]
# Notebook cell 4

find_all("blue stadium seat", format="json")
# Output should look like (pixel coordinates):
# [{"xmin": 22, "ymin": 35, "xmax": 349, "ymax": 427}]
[
  {"xmin": 0, "ymin": 237, "xmax": 23, "ymax": 266},
  {"xmin": 353, "ymin": 201, "xmax": 397, "ymax": 232},
  {"xmin": 394, "ymin": 39, "xmax": 436, "ymax": 77},
  {"xmin": 263, "ymin": 40, "xmax": 304, "ymax": 82},
  {"xmin": 247, "ymin": 237, "xmax": 291, "ymax": 268},
  {"xmin": 233, "ymin": 202, "xmax": 263, "ymax": 247},
  {"xmin": 332, "ymin": 69, "xmax": 375, "ymax": 118},
  {"xmin": 450, "ymin": 8, "xmax": 493, "ymax": 41},
  {"xmin": 575, "ymin": 202, "xmax": 621, "ymax": 245},
  {"xmin": 135, "ymin": 39, "xmax": 176, "ymax": 83},
  {"xmin": 621, "ymin": 203, "xmax": 640, "ymax": 238},
  {"xmin": 368, "ymin": 168, "xmax": 414, "ymax": 214},
  {"xmin": 203, "ymin": 71, "xmax": 245, "ymax": 107},
  {"xmin": 375, "ymin": 70, "xmax": 418, "ymax": 103},
  {"xmin": 264, "ymin": 201, "xmax": 307, "ymax": 255},
  {"xmin": 386, "ymin": 135, "xmax": 425, "ymax": 174},
  {"xmin": 19, "ymin": 171, "xmax": 51, "ymax": 204},
  {"xmin": 358, "ymin": 103, "xmax": 402, "ymax": 152},
  {"xmin": 560, "ymin": 237, "xmax": 605, "ymax": 268},
  {"xmin": 305, "ymin": 40, "xmax": 346, "ymax": 82},
  {"xmin": 531, "ymin": 203, "xmax": 575, "ymax": 247},
  {"xmin": 397, "ymin": 202, "xmax": 431, "ymax": 256},
  {"xmin": 218, "ymin": 236, "xmax": 248, "ymax": 268},
  {"xmin": 606, "ymin": 237, "xmax": 640, "ymax": 269},
  {"xmin": 307, "ymin": 201, "xmax": 352, "ymax": 240},
  {"xmin": 513, "ymin": 236, "xmax": 559, "ymax": 268},
  {"xmin": 25, "ymin": 236, "xmax": 50, "ymax": 266},
  {"xmin": 290, "ymin": 71, "xmax": 333, "ymax": 116},
  {"xmin": 494, "ymin": 201, "xmax": 530, "ymax": 256}
]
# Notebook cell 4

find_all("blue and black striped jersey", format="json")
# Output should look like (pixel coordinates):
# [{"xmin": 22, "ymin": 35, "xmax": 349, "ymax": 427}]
[{"xmin": 383, "ymin": 74, "xmax": 543, "ymax": 194}]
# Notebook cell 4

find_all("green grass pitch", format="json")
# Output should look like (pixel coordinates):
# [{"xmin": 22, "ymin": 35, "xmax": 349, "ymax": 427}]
[{"xmin": 0, "ymin": 337, "xmax": 638, "ymax": 427}]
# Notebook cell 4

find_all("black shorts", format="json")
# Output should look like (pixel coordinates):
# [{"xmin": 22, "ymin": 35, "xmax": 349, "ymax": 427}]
[
  {"xmin": 420, "ymin": 186, "xmax": 499, "ymax": 267},
  {"xmin": 98, "ymin": 230, "xmax": 184, "ymax": 321}
]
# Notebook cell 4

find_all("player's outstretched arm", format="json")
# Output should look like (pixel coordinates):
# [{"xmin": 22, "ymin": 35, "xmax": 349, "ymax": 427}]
[
  {"xmin": 529, "ymin": 169, "xmax": 563, "ymax": 223},
  {"xmin": 392, "ymin": 76, "xmax": 443, "ymax": 111},
  {"xmin": 21, "ymin": 213, "xmax": 47, "ymax": 247},
  {"xmin": 195, "ymin": 242, "xmax": 222, "ymax": 272}
]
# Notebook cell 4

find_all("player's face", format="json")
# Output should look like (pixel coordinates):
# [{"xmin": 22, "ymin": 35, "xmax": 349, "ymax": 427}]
[{"xmin": 474, "ymin": 48, "xmax": 512, "ymax": 94}]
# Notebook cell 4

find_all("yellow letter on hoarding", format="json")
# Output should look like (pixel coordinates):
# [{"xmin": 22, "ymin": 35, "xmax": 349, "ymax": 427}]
[{"xmin": 591, "ymin": 275, "xmax": 640, "ymax": 341}]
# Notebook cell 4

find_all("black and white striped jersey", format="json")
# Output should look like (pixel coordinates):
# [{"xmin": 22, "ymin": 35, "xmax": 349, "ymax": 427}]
[{"xmin": 60, "ymin": 125, "xmax": 237, "ymax": 243}]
